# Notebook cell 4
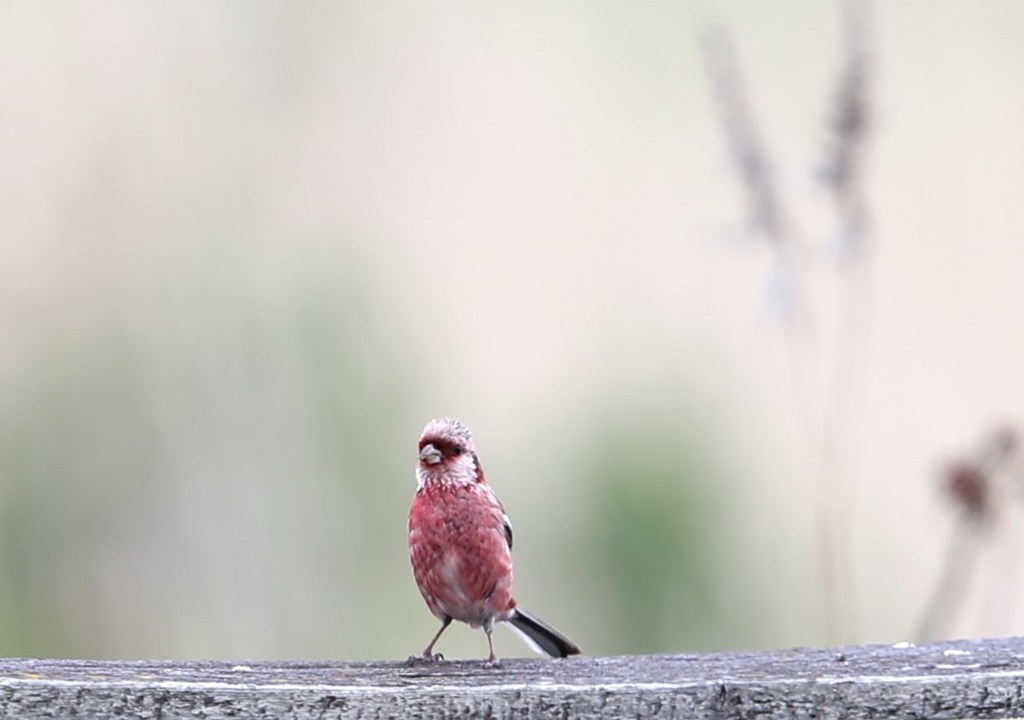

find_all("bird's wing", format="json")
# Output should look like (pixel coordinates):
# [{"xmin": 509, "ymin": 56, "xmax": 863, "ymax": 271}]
[{"xmin": 502, "ymin": 511, "xmax": 513, "ymax": 550}]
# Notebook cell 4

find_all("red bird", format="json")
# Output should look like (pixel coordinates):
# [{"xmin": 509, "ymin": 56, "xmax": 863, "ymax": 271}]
[{"xmin": 407, "ymin": 417, "xmax": 581, "ymax": 664}]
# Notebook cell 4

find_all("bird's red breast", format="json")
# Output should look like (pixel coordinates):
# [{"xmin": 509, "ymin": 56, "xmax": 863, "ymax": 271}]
[{"xmin": 408, "ymin": 479, "xmax": 516, "ymax": 628}]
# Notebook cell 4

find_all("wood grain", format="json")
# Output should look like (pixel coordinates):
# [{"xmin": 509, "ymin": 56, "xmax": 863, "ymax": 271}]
[{"xmin": 2, "ymin": 637, "xmax": 1023, "ymax": 718}]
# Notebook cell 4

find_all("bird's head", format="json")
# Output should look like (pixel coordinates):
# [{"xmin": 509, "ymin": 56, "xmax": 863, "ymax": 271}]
[{"xmin": 416, "ymin": 417, "xmax": 483, "ymax": 487}]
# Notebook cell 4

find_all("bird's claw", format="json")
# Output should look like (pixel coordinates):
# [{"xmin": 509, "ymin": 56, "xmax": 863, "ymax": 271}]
[{"xmin": 406, "ymin": 652, "xmax": 445, "ymax": 666}]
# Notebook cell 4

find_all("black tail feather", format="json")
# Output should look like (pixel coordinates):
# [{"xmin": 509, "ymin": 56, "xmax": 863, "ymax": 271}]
[{"xmin": 508, "ymin": 607, "xmax": 581, "ymax": 658}]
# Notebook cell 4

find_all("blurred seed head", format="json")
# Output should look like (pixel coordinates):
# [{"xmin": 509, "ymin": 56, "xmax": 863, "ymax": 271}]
[{"xmin": 943, "ymin": 461, "xmax": 990, "ymax": 522}]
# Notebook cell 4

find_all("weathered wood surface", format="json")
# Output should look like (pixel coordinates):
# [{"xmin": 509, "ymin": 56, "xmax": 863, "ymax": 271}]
[{"xmin": 1, "ymin": 637, "xmax": 1023, "ymax": 719}]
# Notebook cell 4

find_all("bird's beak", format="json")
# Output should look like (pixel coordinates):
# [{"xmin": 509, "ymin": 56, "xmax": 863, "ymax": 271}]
[{"xmin": 419, "ymin": 444, "xmax": 442, "ymax": 465}]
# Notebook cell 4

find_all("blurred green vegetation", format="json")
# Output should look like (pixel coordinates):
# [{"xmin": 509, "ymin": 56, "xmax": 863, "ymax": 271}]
[
  {"xmin": 555, "ymin": 397, "xmax": 738, "ymax": 656},
  {"xmin": 0, "ymin": 318, "xmax": 160, "ymax": 656},
  {"xmin": 0, "ymin": 258, "xmax": 431, "ymax": 659},
  {"xmin": 0, "ymin": 261, "xmax": 736, "ymax": 658},
  {"xmin": 575, "ymin": 417, "xmax": 724, "ymax": 653}
]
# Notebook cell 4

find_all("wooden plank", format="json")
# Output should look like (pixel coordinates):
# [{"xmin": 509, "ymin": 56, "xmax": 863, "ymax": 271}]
[{"xmin": 2, "ymin": 637, "xmax": 1023, "ymax": 718}]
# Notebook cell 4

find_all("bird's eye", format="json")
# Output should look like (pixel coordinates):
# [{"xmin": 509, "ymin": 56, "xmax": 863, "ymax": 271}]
[{"xmin": 451, "ymin": 444, "xmax": 464, "ymax": 456}]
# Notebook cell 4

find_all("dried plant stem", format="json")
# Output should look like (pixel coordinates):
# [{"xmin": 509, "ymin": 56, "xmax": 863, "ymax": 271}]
[
  {"xmin": 916, "ymin": 520, "xmax": 985, "ymax": 642},
  {"xmin": 703, "ymin": 0, "xmax": 873, "ymax": 644},
  {"xmin": 819, "ymin": 259, "xmax": 875, "ymax": 641}
]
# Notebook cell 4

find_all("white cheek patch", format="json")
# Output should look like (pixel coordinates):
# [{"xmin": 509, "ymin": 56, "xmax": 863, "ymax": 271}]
[{"xmin": 416, "ymin": 455, "xmax": 479, "ymax": 489}]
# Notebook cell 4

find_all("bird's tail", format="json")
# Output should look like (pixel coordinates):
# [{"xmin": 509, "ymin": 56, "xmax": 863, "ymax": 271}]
[{"xmin": 507, "ymin": 607, "xmax": 581, "ymax": 658}]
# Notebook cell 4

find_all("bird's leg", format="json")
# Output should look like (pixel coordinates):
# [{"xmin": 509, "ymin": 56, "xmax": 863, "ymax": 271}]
[
  {"xmin": 421, "ymin": 616, "xmax": 452, "ymax": 661},
  {"xmin": 484, "ymin": 619, "xmax": 500, "ymax": 667}
]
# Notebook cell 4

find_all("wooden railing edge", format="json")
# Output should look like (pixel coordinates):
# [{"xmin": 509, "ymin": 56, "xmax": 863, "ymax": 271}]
[{"xmin": 2, "ymin": 636, "xmax": 1023, "ymax": 718}]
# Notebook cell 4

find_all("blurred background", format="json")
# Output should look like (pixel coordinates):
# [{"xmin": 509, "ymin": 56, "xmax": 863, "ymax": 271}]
[{"xmin": 2, "ymin": 1, "xmax": 1023, "ymax": 661}]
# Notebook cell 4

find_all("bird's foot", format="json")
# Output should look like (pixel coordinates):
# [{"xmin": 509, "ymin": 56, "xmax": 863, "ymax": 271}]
[{"xmin": 406, "ymin": 652, "xmax": 445, "ymax": 666}]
